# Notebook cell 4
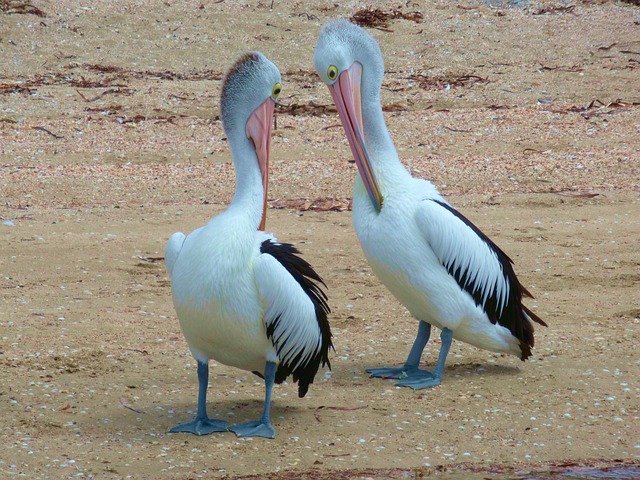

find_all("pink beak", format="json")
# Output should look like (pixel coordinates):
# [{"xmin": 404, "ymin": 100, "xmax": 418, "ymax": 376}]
[
  {"xmin": 246, "ymin": 97, "xmax": 275, "ymax": 231},
  {"xmin": 328, "ymin": 62, "xmax": 383, "ymax": 212}
]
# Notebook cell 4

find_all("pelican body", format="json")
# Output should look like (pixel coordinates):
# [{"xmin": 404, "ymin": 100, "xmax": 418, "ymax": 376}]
[
  {"xmin": 314, "ymin": 20, "xmax": 546, "ymax": 389},
  {"xmin": 166, "ymin": 52, "xmax": 332, "ymax": 438}
]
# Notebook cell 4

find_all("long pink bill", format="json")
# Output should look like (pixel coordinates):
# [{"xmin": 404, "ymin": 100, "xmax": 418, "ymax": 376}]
[
  {"xmin": 328, "ymin": 62, "xmax": 383, "ymax": 213},
  {"xmin": 246, "ymin": 98, "xmax": 276, "ymax": 231}
]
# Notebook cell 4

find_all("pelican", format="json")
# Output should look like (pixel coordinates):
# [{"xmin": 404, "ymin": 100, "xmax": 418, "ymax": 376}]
[
  {"xmin": 314, "ymin": 20, "xmax": 546, "ymax": 389},
  {"xmin": 165, "ymin": 51, "xmax": 332, "ymax": 438}
]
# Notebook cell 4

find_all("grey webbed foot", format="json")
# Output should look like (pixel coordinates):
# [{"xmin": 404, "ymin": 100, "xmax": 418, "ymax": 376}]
[
  {"xmin": 368, "ymin": 326, "xmax": 452, "ymax": 390},
  {"xmin": 170, "ymin": 360, "xmax": 228, "ymax": 435},
  {"xmin": 229, "ymin": 420, "xmax": 276, "ymax": 439},
  {"xmin": 395, "ymin": 368, "xmax": 441, "ymax": 389},
  {"xmin": 366, "ymin": 366, "xmax": 411, "ymax": 379},
  {"xmin": 228, "ymin": 360, "xmax": 278, "ymax": 439},
  {"xmin": 170, "ymin": 418, "xmax": 228, "ymax": 435}
]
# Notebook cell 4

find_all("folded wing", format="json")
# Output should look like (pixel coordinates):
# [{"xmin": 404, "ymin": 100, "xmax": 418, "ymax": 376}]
[
  {"xmin": 254, "ymin": 239, "xmax": 332, "ymax": 396},
  {"xmin": 415, "ymin": 199, "xmax": 546, "ymax": 359}
]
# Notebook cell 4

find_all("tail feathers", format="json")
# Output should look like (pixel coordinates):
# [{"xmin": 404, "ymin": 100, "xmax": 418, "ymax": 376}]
[
  {"xmin": 524, "ymin": 305, "xmax": 548, "ymax": 327},
  {"xmin": 518, "ymin": 305, "xmax": 548, "ymax": 360},
  {"xmin": 293, "ymin": 353, "xmax": 332, "ymax": 398},
  {"xmin": 519, "ymin": 341, "xmax": 533, "ymax": 361},
  {"xmin": 262, "ymin": 354, "xmax": 332, "ymax": 398}
]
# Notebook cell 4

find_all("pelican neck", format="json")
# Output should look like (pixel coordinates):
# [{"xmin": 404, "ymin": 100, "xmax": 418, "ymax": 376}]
[
  {"xmin": 360, "ymin": 82, "xmax": 411, "ymax": 185},
  {"xmin": 224, "ymin": 128, "xmax": 265, "ymax": 229}
]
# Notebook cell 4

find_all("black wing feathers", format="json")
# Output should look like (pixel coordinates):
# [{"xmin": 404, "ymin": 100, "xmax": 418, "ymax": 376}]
[
  {"xmin": 433, "ymin": 200, "xmax": 546, "ymax": 360},
  {"xmin": 260, "ymin": 240, "xmax": 332, "ymax": 397}
]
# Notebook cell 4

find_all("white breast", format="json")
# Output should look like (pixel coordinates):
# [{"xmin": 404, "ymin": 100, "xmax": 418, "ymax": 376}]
[{"xmin": 170, "ymin": 220, "xmax": 273, "ymax": 373}]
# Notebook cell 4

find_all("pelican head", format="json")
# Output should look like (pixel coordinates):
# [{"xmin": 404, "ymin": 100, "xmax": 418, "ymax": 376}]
[
  {"xmin": 314, "ymin": 19, "xmax": 385, "ymax": 212},
  {"xmin": 221, "ymin": 51, "xmax": 282, "ymax": 230}
]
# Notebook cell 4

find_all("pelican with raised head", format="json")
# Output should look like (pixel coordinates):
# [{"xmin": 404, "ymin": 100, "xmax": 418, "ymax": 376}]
[
  {"xmin": 314, "ymin": 20, "xmax": 546, "ymax": 389},
  {"xmin": 165, "ymin": 52, "xmax": 332, "ymax": 438}
]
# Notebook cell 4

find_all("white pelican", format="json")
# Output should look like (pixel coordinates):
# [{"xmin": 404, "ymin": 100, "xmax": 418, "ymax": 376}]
[
  {"xmin": 166, "ymin": 52, "xmax": 332, "ymax": 438},
  {"xmin": 314, "ymin": 20, "xmax": 546, "ymax": 389}
]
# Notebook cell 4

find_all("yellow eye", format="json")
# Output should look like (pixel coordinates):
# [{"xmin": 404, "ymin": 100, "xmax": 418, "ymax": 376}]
[
  {"xmin": 327, "ymin": 65, "xmax": 338, "ymax": 81},
  {"xmin": 271, "ymin": 82, "xmax": 282, "ymax": 99}
]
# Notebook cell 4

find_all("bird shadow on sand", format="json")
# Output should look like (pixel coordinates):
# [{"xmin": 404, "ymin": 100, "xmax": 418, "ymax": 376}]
[
  {"xmin": 445, "ymin": 362, "xmax": 523, "ymax": 377},
  {"xmin": 345, "ymin": 359, "xmax": 523, "ymax": 384},
  {"xmin": 158, "ymin": 397, "xmax": 308, "ymax": 433}
]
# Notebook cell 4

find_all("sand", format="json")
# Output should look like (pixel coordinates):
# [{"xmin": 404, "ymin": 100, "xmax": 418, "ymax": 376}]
[{"xmin": 1, "ymin": 0, "xmax": 639, "ymax": 478}]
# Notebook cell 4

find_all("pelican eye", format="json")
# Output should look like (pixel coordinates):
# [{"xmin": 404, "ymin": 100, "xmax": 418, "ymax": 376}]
[
  {"xmin": 327, "ymin": 65, "xmax": 338, "ymax": 81},
  {"xmin": 271, "ymin": 82, "xmax": 282, "ymax": 99}
]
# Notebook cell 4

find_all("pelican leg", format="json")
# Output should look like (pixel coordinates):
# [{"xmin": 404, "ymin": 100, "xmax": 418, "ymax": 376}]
[
  {"xmin": 229, "ymin": 361, "xmax": 277, "ymax": 439},
  {"xmin": 170, "ymin": 360, "xmax": 229, "ymax": 435},
  {"xmin": 367, "ymin": 321, "xmax": 432, "ymax": 379},
  {"xmin": 396, "ymin": 327, "xmax": 453, "ymax": 389}
]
